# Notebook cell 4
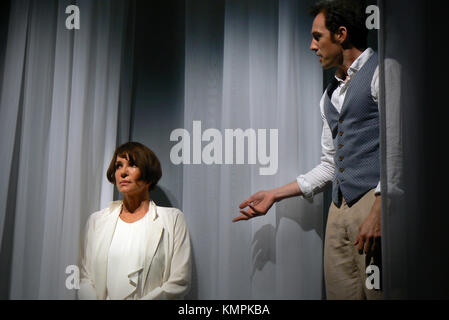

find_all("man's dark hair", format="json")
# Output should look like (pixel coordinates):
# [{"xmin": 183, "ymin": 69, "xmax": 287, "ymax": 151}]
[{"xmin": 310, "ymin": 0, "xmax": 368, "ymax": 50}]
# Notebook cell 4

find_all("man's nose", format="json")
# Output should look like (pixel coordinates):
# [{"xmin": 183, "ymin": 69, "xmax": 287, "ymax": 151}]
[{"xmin": 309, "ymin": 39, "xmax": 317, "ymax": 51}]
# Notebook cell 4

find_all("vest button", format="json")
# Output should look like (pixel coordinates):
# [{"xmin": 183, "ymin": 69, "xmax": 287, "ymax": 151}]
[
  {"xmin": 339, "ymin": 156, "xmax": 343, "ymax": 161},
  {"xmin": 338, "ymin": 144, "xmax": 343, "ymax": 149},
  {"xmin": 339, "ymin": 131, "xmax": 343, "ymax": 136},
  {"xmin": 338, "ymin": 119, "xmax": 343, "ymax": 123},
  {"xmin": 339, "ymin": 168, "xmax": 344, "ymax": 173}
]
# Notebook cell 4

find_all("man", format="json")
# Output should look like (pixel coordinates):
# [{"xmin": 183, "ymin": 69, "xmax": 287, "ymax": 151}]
[{"xmin": 233, "ymin": 0, "xmax": 382, "ymax": 300}]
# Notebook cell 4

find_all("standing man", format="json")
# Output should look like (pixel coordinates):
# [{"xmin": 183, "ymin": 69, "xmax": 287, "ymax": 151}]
[{"xmin": 234, "ymin": 0, "xmax": 382, "ymax": 300}]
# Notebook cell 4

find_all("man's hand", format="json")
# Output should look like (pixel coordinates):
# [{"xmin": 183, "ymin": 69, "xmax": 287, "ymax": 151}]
[
  {"xmin": 233, "ymin": 190, "xmax": 276, "ymax": 222},
  {"xmin": 354, "ymin": 195, "xmax": 382, "ymax": 254}
]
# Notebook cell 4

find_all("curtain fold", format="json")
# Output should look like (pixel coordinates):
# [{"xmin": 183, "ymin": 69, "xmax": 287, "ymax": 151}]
[
  {"xmin": 0, "ymin": 0, "xmax": 134, "ymax": 299},
  {"xmin": 184, "ymin": 0, "xmax": 323, "ymax": 299}
]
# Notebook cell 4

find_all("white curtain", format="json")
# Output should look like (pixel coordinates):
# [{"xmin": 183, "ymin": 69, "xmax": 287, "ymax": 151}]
[
  {"xmin": 0, "ymin": 0, "xmax": 133, "ymax": 299},
  {"xmin": 184, "ymin": 0, "xmax": 324, "ymax": 299}
]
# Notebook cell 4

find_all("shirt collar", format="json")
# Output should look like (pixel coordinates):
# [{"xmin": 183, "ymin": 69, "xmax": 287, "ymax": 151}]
[{"xmin": 334, "ymin": 47, "xmax": 374, "ymax": 82}]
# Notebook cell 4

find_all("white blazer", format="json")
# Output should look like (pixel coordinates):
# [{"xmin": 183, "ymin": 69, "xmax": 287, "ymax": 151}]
[{"xmin": 78, "ymin": 200, "xmax": 191, "ymax": 300}]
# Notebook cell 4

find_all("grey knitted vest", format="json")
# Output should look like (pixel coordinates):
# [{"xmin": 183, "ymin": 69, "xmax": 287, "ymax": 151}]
[{"xmin": 324, "ymin": 52, "xmax": 379, "ymax": 207}]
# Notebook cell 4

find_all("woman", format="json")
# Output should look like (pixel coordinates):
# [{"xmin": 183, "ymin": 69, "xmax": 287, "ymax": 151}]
[{"xmin": 78, "ymin": 142, "xmax": 191, "ymax": 299}]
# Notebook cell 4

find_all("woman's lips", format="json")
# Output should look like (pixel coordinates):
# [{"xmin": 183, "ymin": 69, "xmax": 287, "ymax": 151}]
[{"xmin": 119, "ymin": 181, "xmax": 131, "ymax": 185}]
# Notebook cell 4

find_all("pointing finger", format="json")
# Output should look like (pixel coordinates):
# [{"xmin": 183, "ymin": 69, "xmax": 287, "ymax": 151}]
[
  {"xmin": 232, "ymin": 214, "xmax": 248, "ymax": 222},
  {"xmin": 232, "ymin": 209, "xmax": 256, "ymax": 222}
]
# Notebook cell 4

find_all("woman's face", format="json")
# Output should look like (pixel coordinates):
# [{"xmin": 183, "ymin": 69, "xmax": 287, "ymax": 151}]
[{"xmin": 114, "ymin": 154, "xmax": 150, "ymax": 196}]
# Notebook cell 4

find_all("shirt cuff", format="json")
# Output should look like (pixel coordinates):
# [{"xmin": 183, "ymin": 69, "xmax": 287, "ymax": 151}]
[{"xmin": 297, "ymin": 175, "xmax": 314, "ymax": 199}]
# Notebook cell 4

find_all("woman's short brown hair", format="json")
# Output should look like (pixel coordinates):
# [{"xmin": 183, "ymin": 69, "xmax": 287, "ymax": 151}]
[{"xmin": 106, "ymin": 142, "xmax": 162, "ymax": 191}]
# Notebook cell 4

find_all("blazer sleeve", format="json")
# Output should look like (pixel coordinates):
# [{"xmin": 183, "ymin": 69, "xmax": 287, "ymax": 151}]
[
  {"xmin": 140, "ymin": 211, "xmax": 192, "ymax": 300},
  {"xmin": 77, "ymin": 214, "xmax": 98, "ymax": 300}
]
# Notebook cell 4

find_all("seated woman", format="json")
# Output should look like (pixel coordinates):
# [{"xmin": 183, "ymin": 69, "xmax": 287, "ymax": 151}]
[{"xmin": 78, "ymin": 142, "xmax": 191, "ymax": 299}]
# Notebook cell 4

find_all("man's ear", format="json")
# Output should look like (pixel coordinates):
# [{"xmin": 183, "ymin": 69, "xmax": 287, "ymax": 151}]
[{"xmin": 335, "ymin": 26, "xmax": 348, "ymax": 44}]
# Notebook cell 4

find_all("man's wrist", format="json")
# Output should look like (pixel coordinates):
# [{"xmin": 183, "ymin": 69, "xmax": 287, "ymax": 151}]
[{"xmin": 271, "ymin": 181, "xmax": 303, "ymax": 202}]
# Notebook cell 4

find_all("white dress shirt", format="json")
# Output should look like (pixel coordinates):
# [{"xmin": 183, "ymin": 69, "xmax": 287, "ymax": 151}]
[
  {"xmin": 106, "ymin": 212, "xmax": 149, "ymax": 300},
  {"xmin": 297, "ymin": 48, "xmax": 381, "ymax": 199}
]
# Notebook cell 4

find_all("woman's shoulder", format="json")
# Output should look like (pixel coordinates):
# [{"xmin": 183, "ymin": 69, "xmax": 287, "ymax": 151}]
[
  {"xmin": 87, "ymin": 201, "xmax": 122, "ymax": 223},
  {"xmin": 154, "ymin": 204, "xmax": 187, "ymax": 227},
  {"xmin": 155, "ymin": 204, "xmax": 184, "ymax": 219}
]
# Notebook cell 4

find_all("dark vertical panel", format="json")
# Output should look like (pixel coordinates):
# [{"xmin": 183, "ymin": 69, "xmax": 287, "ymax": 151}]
[
  {"xmin": 381, "ymin": 0, "xmax": 449, "ymax": 299},
  {"xmin": 0, "ymin": 0, "xmax": 18, "ymax": 296},
  {"xmin": 130, "ymin": 0, "xmax": 185, "ymax": 208},
  {"xmin": 114, "ymin": 0, "xmax": 137, "ymax": 201}
]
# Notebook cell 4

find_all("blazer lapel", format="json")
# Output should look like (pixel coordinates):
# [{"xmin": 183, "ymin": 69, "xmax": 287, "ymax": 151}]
[
  {"xmin": 141, "ymin": 201, "xmax": 164, "ymax": 295},
  {"xmin": 93, "ymin": 201, "xmax": 122, "ymax": 299}
]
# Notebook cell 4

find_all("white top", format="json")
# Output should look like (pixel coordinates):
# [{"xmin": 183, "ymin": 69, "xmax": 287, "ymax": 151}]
[
  {"xmin": 106, "ymin": 211, "xmax": 149, "ymax": 300},
  {"xmin": 297, "ymin": 48, "xmax": 381, "ymax": 198}
]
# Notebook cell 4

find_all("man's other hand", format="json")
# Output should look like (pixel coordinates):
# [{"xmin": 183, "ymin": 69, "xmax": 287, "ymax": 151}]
[{"xmin": 354, "ymin": 195, "xmax": 382, "ymax": 254}]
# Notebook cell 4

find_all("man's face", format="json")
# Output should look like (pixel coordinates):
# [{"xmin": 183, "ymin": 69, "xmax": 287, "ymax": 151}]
[{"xmin": 309, "ymin": 12, "xmax": 343, "ymax": 69}]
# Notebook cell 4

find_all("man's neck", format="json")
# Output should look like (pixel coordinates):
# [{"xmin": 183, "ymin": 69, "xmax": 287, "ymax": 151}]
[{"xmin": 336, "ymin": 47, "xmax": 365, "ymax": 80}]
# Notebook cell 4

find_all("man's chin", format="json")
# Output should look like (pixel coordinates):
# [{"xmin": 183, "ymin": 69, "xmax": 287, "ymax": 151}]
[{"xmin": 321, "ymin": 62, "xmax": 333, "ymax": 70}]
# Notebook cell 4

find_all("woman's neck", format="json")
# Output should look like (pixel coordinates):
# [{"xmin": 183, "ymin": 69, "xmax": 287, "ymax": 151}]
[{"xmin": 122, "ymin": 193, "xmax": 150, "ymax": 214}]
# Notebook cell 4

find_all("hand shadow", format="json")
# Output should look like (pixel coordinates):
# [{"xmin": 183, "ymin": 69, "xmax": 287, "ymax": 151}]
[
  {"xmin": 250, "ymin": 195, "xmax": 325, "ymax": 279},
  {"xmin": 251, "ymin": 224, "xmax": 276, "ymax": 279}
]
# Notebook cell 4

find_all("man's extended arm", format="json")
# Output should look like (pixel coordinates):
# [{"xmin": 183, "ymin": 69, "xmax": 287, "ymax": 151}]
[
  {"xmin": 233, "ymin": 181, "xmax": 303, "ymax": 222},
  {"xmin": 234, "ymin": 94, "xmax": 335, "ymax": 222}
]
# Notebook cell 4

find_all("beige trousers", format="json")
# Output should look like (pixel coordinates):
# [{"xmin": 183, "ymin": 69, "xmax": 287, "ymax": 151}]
[{"xmin": 324, "ymin": 189, "xmax": 383, "ymax": 300}]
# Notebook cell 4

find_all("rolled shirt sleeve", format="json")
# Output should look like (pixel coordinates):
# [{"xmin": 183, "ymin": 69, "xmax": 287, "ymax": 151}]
[{"xmin": 297, "ymin": 93, "xmax": 335, "ymax": 199}]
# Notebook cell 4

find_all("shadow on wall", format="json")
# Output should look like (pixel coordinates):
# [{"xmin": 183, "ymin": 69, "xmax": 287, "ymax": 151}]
[
  {"xmin": 250, "ymin": 196, "xmax": 324, "ymax": 280},
  {"xmin": 150, "ymin": 186, "xmax": 174, "ymax": 208}
]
